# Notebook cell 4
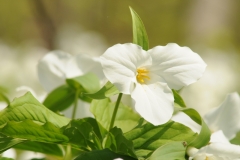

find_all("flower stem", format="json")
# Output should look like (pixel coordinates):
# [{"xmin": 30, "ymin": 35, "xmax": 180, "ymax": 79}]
[
  {"xmin": 108, "ymin": 93, "xmax": 123, "ymax": 131},
  {"xmin": 72, "ymin": 89, "xmax": 80, "ymax": 119}
]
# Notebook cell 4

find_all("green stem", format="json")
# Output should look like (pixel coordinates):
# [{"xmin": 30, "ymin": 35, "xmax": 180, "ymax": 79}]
[
  {"xmin": 108, "ymin": 93, "xmax": 123, "ymax": 131},
  {"xmin": 64, "ymin": 89, "xmax": 80, "ymax": 159},
  {"xmin": 64, "ymin": 144, "xmax": 72, "ymax": 160},
  {"xmin": 72, "ymin": 89, "xmax": 80, "ymax": 119}
]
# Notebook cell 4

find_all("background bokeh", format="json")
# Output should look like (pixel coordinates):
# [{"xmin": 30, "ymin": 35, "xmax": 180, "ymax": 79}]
[{"xmin": 1, "ymin": 0, "xmax": 240, "ymax": 116}]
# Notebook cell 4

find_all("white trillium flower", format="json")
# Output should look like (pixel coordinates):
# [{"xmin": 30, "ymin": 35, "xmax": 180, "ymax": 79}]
[
  {"xmin": 37, "ymin": 51, "xmax": 105, "ymax": 118},
  {"xmin": 100, "ymin": 43, "xmax": 206, "ymax": 125}
]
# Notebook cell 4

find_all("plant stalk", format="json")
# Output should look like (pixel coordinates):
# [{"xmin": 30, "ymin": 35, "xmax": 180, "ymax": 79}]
[
  {"xmin": 72, "ymin": 89, "xmax": 80, "ymax": 119},
  {"xmin": 108, "ymin": 93, "xmax": 123, "ymax": 131}
]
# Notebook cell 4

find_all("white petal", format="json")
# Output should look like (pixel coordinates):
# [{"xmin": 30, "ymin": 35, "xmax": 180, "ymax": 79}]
[
  {"xmin": 131, "ymin": 82, "xmax": 174, "ymax": 125},
  {"xmin": 210, "ymin": 130, "xmax": 230, "ymax": 144},
  {"xmin": 172, "ymin": 112, "xmax": 201, "ymax": 133},
  {"xmin": 204, "ymin": 92, "xmax": 240, "ymax": 140},
  {"xmin": 100, "ymin": 43, "xmax": 151, "ymax": 94},
  {"xmin": 148, "ymin": 43, "xmax": 207, "ymax": 89},
  {"xmin": 37, "ymin": 51, "xmax": 71, "ymax": 92},
  {"xmin": 198, "ymin": 142, "xmax": 240, "ymax": 158}
]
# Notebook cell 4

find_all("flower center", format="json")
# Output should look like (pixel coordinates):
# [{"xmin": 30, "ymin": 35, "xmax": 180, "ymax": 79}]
[{"xmin": 136, "ymin": 68, "xmax": 150, "ymax": 83}]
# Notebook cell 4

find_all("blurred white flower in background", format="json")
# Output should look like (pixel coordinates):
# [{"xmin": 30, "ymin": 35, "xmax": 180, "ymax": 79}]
[
  {"xmin": 173, "ymin": 92, "xmax": 240, "ymax": 159},
  {"xmin": 37, "ymin": 50, "xmax": 106, "ymax": 118},
  {"xmin": 181, "ymin": 49, "xmax": 240, "ymax": 115}
]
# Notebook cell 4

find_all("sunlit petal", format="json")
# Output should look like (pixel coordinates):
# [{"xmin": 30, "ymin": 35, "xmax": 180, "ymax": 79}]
[
  {"xmin": 131, "ymin": 82, "xmax": 174, "ymax": 125},
  {"xmin": 148, "ymin": 43, "xmax": 206, "ymax": 90},
  {"xmin": 100, "ymin": 43, "xmax": 151, "ymax": 94},
  {"xmin": 210, "ymin": 130, "xmax": 230, "ymax": 144},
  {"xmin": 204, "ymin": 92, "xmax": 240, "ymax": 140}
]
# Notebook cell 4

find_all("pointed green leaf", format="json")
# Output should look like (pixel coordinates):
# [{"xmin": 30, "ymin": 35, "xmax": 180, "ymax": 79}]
[
  {"xmin": 62, "ymin": 118, "xmax": 107, "ymax": 151},
  {"xmin": 0, "ymin": 133, "xmax": 24, "ymax": 154},
  {"xmin": 130, "ymin": 7, "xmax": 149, "ymax": 50},
  {"xmin": 0, "ymin": 120, "xmax": 68, "ymax": 143},
  {"xmin": 149, "ymin": 141, "xmax": 186, "ymax": 160},
  {"xmin": 180, "ymin": 108, "xmax": 211, "ymax": 148},
  {"xmin": 105, "ymin": 127, "xmax": 137, "ymax": 158},
  {"xmin": 124, "ymin": 120, "xmax": 196, "ymax": 158},
  {"xmin": 43, "ymin": 85, "xmax": 75, "ymax": 112},
  {"xmin": 90, "ymin": 99, "xmax": 140, "ymax": 133},
  {"xmin": 172, "ymin": 89, "xmax": 186, "ymax": 108},
  {"xmin": 84, "ymin": 81, "xmax": 120, "ymax": 100},
  {"xmin": 14, "ymin": 141, "xmax": 63, "ymax": 156},
  {"xmin": 74, "ymin": 149, "xmax": 137, "ymax": 160},
  {"xmin": 0, "ymin": 92, "xmax": 70, "ymax": 128}
]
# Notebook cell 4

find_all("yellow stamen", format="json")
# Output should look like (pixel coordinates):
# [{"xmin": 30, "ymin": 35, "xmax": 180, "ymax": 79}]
[{"xmin": 136, "ymin": 68, "xmax": 150, "ymax": 83}]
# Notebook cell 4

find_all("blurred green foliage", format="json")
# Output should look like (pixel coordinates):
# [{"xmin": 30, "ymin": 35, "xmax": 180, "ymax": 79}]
[{"xmin": 1, "ymin": 0, "xmax": 239, "ymax": 51}]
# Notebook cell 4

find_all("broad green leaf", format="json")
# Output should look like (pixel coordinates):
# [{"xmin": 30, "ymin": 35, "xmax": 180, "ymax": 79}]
[
  {"xmin": 130, "ymin": 7, "xmax": 149, "ymax": 50},
  {"xmin": 0, "ymin": 133, "xmax": 24, "ymax": 154},
  {"xmin": 0, "ymin": 92, "xmax": 70, "ymax": 128},
  {"xmin": 66, "ymin": 73, "xmax": 100, "ymax": 93},
  {"xmin": 172, "ymin": 89, "xmax": 186, "ymax": 108},
  {"xmin": 105, "ymin": 127, "xmax": 137, "ymax": 158},
  {"xmin": 84, "ymin": 81, "xmax": 119, "ymax": 100},
  {"xmin": 0, "ymin": 120, "xmax": 68, "ymax": 143},
  {"xmin": 66, "ymin": 73, "xmax": 100, "ymax": 102},
  {"xmin": 180, "ymin": 108, "xmax": 211, "ymax": 148},
  {"xmin": 124, "ymin": 120, "xmax": 196, "ymax": 158},
  {"xmin": 62, "ymin": 118, "xmax": 107, "ymax": 151},
  {"xmin": 149, "ymin": 141, "xmax": 186, "ymax": 160},
  {"xmin": 14, "ymin": 141, "xmax": 63, "ymax": 156},
  {"xmin": 74, "ymin": 149, "xmax": 137, "ymax": 160},
  {"xmin": 43, "ymin": 85, "xmax": 75, "ymax": 112},
  {"xmin": 90, "ymin": 99, "xmax": 140, "ymax": 133}
]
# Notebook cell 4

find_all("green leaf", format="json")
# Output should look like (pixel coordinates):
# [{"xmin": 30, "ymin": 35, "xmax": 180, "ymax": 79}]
[
  {"xmin": 43, "ymin": 85, "xmax": 75, "ymax": 112},
  {"xmin": 124, "ymin": 120, "xmax": 196, "ymax": 158},
  {"xmin": 62, "ymin": 118, "xmax": 107, "ymax": 151},
  {"xmin": 149, "ymin": 141, "xmax": 186, "ymax": 160},
  {"xmin": 180, "ymin": 108, "xmax": 211, "ymax": 148},
  {"xmin": 90, "ymin": 99, "xmax": 140, "ymax": 133},
  {"xmin": 0, "ymin": 133, "xmax": 24, "ymax": 154},
  {"xmin": 84, "ymin": 81, "xmax": 120, "ymax": 100},
  {"xmin": 172, "ymin": 89, "xmax": 186, "ymax": 108},
  {"xmin": 74, "ymin": 149, "xmax": 137, "ymax": 160},
  {"xmin": 66, "ymin": 73, "xmax": 100, "ymax": 93},
  {"xmin": 0, "ymin": 92, "xmax": 70, "ymax": 128},
  {"xmin": 130, "ymin": 7, "xmax": 149, "ymax": 50},
  {"xmin": 230, "ymin": 131, "xmax": 240, "ymax": 145},
  {"xmin": 0, "ymin": 120, "xmax": 68, "ymax": 143},
  {"xmin": 66, "ymin": 73, "xmax": 100, "ymax": 102},
  {"xmin": 105, "ymin": 127, "xmax": 137, "ymax": 158},
  {"xmin": 14, "ymin": 141, "xmax": 63, "ymax": 156},
  {"xmin": 0, "ymin": 92, "xmax": 10, "ymax": 105}
]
